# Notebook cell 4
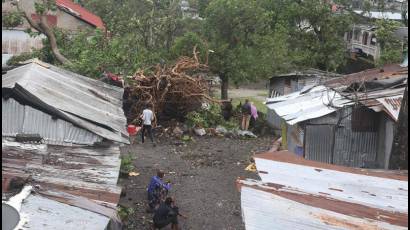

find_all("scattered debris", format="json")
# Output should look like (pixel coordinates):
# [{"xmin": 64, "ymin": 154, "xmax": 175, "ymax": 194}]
[
  {"xmin": 128, "ymin": 172, "xmax": 140, "ymax": 177},
  {"xmin": 173, "ymin": 126, "xmax": 184, "ymax": 137},
  {"xmin": 237, "ymin": 130, "xmax": 257, "ymax": 138},
  {"xmin": 194, "ymin": 128, "xmax": 206, "ymax": 136},
  {"xmin": 181, "ymin": 135, "xmax": 192, "ymax": 142},
  {"xmin": 215, "ymin": 126, "xmax": 228, "ymax": 135},
  {"xmin": 245, "ymin": 163, "xmax": 257, "ymax": 172}
]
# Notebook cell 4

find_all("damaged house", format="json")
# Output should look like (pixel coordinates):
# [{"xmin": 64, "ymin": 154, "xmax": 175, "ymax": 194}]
[
  {"xmin": 266, "ymin": 63, "xmax": 408, "ymax": 169},
  {"xmin": 267, "ymin": 69, "xmax": 340, "ymax": 134},
  {"xmin": 2, "ymin": 60, "xmax": 129, "ymax": 229}
]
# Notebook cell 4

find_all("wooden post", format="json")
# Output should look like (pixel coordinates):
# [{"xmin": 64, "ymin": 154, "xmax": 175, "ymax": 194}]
[
  {"xmin": 389, "ymin": 82, "xmax": 408, "ymax": 170},
  {"xmin": 281, "ymin": 120, "xmax": 288, "ymax": 150}
]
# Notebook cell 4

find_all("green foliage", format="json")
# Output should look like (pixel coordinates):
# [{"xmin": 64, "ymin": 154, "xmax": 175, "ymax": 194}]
[
  {"xmin": 204, "ymin": 0, "xmax": 277, "ymax": 95},
  {"xmin": 6, "ymin": 52, "xmax": 38, "ymax": 66},
  {"xmin": 171, "ymin": 32, "xmax": 207, "ymax": 61},
  {"xmin": 185, "ymin": 104, "xmax": 239, "ymax": 129},
  {"xmin": 120, "ymin": 154, "xmax": 135, "ymax": 173},
  {"xmin": 283, "ymin": 0, "xmax": 353, "ymax": 71},
  {"xmin": 117, "ymin": 205, "xmax": 135, "ymax": 221},
  {"xmin": 181, "ymin": 135, "xmax": 193, "ymax": 142},
  {"xmin": 34, "ymin": 0, "xmax": 57, "ymax": 14},
  {"xmin": 375, "ymin": 19, "xmax": 405, "ymax": 67},
  {"xmin": 2, "ymin": 11, "xmax": 23, "ymax": 28}
]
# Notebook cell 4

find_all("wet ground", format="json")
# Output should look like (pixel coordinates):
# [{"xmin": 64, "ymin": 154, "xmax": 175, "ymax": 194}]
[{"xmin": 118, "ymin": 135, "xmax": 272, "ymax": 229}]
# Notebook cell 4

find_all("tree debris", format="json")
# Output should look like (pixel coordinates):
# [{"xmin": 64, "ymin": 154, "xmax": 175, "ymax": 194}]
[{"xmin": 124, "ymin": 47, "xmax": 219, "ymax": 124}]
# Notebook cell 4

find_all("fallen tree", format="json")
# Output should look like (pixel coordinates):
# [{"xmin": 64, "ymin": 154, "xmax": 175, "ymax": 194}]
[{"xmin": 124, "ymin": 47, "xmax": 220, "ymax": 124}]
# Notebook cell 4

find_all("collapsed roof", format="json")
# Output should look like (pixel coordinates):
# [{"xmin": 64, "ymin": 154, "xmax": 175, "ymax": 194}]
[
  {"xmin": 266, "ymin": 64, "xmax": 408, "ymax": 124},
  {"xmin": 2, "ymin": 60, "xmax": 129, "ymax": 144}
]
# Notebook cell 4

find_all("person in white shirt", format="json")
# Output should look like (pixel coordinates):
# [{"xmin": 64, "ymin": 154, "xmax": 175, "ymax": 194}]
[{"xmin": 140, "ymin": 104, "xmax": 155, "ymax": 145}]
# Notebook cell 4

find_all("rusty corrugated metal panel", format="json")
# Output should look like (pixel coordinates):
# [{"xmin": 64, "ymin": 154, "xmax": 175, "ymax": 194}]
[
  {"xmin": 303, "ymin": 107, "xmax": 380, "ymax": 168},
  {"xmin": 325, "ymin": 64, "xmax": 408, "ymax": 87},
  {"xmin": 237, "ymin": 151, "xmax": 408, "ymax": 230},
  {"xmin": 305, "ymin": 125, "xmax": 334, "ymax": 164},
  {"xmin": 333, "ymin": 107, "xmax": 379, "ymax": 168},
  {"xmin": 2, "ymin": 140, "xmax": 122, "ymax": 229},
  {"xmin": 2, "ymin": 98, "xmax": 102, "ymax": 146},
  {"xmin": 2, "ymin": 30, "xmax": 44, "ymax": 55},
  {"xmin": 266, "ymin": 108, "xmax": 282, "ymax": 130},
  {"xmin": 2, "ymin": 141, "xmax": 122, "ymax": 204}
]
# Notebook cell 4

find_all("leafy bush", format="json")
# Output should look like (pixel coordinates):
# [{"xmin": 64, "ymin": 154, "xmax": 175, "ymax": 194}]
[
  {"xmin": 117, "ymin": 205, "xmax": 135, "ymax": 221},
  {"xmin": 120, "ymin": 154, "xmax": 135, "ymax": 173},
  {"xmin": 185, "ymin": 104, "xmax": 239, "ymax": 129},
  {"xmin": 6, "ymin": 52, "xmax": 38, "ymax": 66},
  {"xmin": 2, "ymin": 12, "xmax": 23, "ymax": 28}
]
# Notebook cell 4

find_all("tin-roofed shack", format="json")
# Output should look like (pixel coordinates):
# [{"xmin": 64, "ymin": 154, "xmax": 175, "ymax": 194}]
[
  {"xmin": 267, "ymin": 69, "xmax": 341, "ymax": 132},
  {"xmin": 2, "ymin": 60, "xmax": 128, "ymax": 230},
  {"xmin": 266, "ymin": 64, "xmax": 408, "ymax": 169}
]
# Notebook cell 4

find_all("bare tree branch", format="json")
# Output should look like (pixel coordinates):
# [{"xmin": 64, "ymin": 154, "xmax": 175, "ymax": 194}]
[{"xmin": 13, "ymin": 0, "xmax": 72, "ymax": 65}]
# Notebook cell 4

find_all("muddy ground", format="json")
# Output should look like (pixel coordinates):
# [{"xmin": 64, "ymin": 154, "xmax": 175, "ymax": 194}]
[{"xmin": 118, "ymin": 134, "xmax": 273, "ymax": 230}]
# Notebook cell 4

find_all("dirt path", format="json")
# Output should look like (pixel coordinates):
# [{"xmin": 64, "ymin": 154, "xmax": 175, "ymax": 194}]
[{"xmin": 119, "ymin": 135, "xmax": 272, "ymax": 229}]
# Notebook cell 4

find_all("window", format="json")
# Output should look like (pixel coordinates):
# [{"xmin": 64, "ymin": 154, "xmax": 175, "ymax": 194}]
[
  {"xmin": 31, "ymin": 14, "xmax": 57, "ymax": 27},
  {"xmin": 370, "ymin": 34, "xmax": 377, "ymax": 46},
  {"xmin": 362, "ymin": 32, "xmax": 369, "ymax": 45},
  {"xmin": 353, "ymin": 29, "xmax": 361, "ymax": 41}
]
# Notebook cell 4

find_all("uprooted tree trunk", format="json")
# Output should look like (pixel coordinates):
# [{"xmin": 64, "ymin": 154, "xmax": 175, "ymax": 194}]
[
  {"xmin": 14, "ymin": 0, "xmax": 71, "ymax": 65},
  {"xmin": 124, "ymin": 46, "xmax": 221, "ymax": 124},
  {"xmin": 220, "ymin": 73, "xmax": 229, "ymax": 100}
]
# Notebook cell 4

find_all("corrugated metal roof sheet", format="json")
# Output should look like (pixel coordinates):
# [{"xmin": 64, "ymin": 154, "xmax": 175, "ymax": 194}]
[
  {"xmin": 2, "ymin": 98, "xmax": 102, "ymax": 146},
  {"xmin": 2, "ymin": 60, "xmax": 129, "ymax": 144},
  {"xmin": 2, "ymin": 140, "xmax": 123, "ymax": 229},
  {"xmin": 377, "ymin": 96, "xmax": 403, "ymax": 121},
  {"xmin": 354, "ymin": 10, "xmax": 406, "ymax": 20},
  {"xmin": 266, "ymin": 86, "xmax": 353, "ymax": 125},
  {"xmin": 56, "ymin": 0, "xmax": 105, "ymax": 30},
  {"xmin": 20, "ymin": 195, "xmax": 110, "ymax": 230},
  {"xmin": 237, "ymin": 151, "xmax": 408, "ymax": 229}
]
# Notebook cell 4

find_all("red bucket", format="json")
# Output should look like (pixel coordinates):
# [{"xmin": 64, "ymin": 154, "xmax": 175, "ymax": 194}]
[{"xmin": 127, "ymin": 125, "xmax": 137, "ymax": 136}]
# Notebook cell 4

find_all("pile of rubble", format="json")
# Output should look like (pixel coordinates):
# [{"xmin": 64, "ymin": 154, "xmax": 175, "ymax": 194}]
[{"xmin": 123, "ymin": 47, "xmax": 219, "ymax": 124}]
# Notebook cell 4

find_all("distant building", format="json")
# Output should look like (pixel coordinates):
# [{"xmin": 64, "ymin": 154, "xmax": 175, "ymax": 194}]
[
  {"xmin": 268, "ymin": 69, "xmax": 341, "ymax": 98},
  {"xmin": 351, "ymin": 0, "xmax": 407, "ymax": 13},
  {"xmin": 2, "ymin": 0, "xmax": 105, "ymax": 66},
  {"xmin": 344, "ymin": 24, "xmax": 408, "ymax": 60},
  {"xmin": 180, "ymin": 0, "xmax": 201, "ymax": 19}
]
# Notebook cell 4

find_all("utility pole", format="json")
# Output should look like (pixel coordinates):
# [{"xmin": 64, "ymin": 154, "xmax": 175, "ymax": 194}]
[{"xmin": 389, "ymin": 82, "xmax": 408, "ymax": 170}]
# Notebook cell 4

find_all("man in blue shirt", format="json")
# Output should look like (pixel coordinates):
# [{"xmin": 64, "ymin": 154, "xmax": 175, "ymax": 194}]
[{"xmin": 147, "ymin": 170, "xmax": 171, "ymax": 211}]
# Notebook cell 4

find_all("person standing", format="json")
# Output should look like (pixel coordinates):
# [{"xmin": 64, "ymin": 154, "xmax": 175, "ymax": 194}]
[
  {"xmin": 250, "ymin": 101, "xmax": 258, "ymax": 128},
  {"xmin": 241, "ymin": 99, "xmax": 252, "ymax": 130},
  {"xmin": 140, "ymin": 104, "xmax": 155, "ymax": 145}
]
